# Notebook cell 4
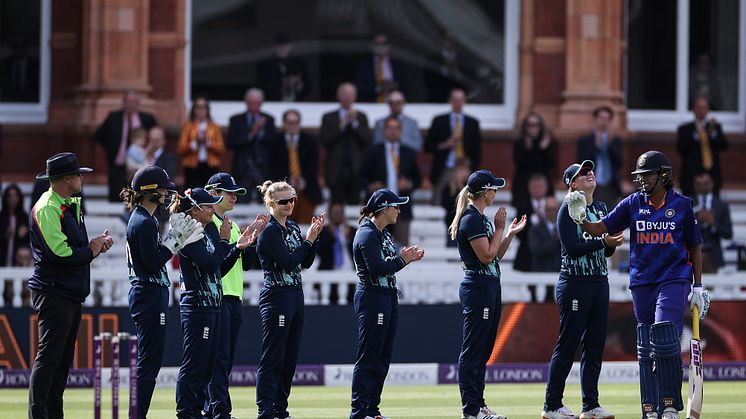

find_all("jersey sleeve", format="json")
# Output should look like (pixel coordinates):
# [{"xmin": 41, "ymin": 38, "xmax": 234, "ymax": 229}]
[
  {"xmin": 358, "ymin": 228, "xmax": 406, "ymax": 276},
  {"xmin": 683, "ymin": 199, "xmax": 704, "ymax": 249},
  {"xmin": 602, "ymin": 195, "xmax": 632, "ymax": 234},
  {"xmin": 462, "ymin": 213, "xmax": 488, "ymax": 241},
  {"xmin": 558, "ymin": 202, "xmax": 605, "ymax": 258}
]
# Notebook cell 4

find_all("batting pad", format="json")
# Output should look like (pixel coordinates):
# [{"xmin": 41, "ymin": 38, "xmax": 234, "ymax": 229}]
[
  {"xmin": 637, "ymin": 323, "xmax": 657, "ymax": 417},
  {"xmin": 651, "ymin": 321, "xmax": 683, "ymax": 412}
]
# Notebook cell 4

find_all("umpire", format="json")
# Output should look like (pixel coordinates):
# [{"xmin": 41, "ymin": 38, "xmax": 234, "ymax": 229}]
[{"xmin": 28, "ymin": 152, "xmax": 113, "ymax": 419}]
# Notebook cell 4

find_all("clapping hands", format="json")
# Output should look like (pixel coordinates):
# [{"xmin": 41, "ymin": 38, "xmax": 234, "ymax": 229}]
[
  {"xmin": 305, "ymin": 212, "xmax": 326, "ymax": 242},
  {"xmin": 400, "ymin": 245, "xmax": 425, "ymax": 264}
]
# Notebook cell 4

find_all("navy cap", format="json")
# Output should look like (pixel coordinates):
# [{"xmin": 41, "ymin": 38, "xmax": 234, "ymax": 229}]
[
  {"xmin": 563, "ymin": 160, "xmax": 594, "ymax": 187},
  {"xmin": 182, "ymin": 187, "xmax": 223, "ymax": 209},
  {"xmin": 366, "ymin": 189, "xmax": 410, "ymax": 213},
  {"xmin": 466, "ymin": 170, "xmax": 506, "ymax": 194},
  {"xmin": 131, "ymin": 166, "xmax": 176, "ymax": 192},
  {"xmin": 205, "ymin": 172, "xmax": 246, "ymax": 195},
  {"xmin": 36, "ymin": 152, "xmax": 93, "ymax": 180}
]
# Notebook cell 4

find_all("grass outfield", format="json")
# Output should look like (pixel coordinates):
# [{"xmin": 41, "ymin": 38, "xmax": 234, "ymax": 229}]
[{"xmin": 2, "ymin": 382, "xmax": 745, "ymax": 418}]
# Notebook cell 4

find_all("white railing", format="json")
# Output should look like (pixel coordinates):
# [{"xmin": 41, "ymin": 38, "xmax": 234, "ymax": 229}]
[{"xmin": 2, "ymin": 265, "xmax": 745, "ymax": 308}]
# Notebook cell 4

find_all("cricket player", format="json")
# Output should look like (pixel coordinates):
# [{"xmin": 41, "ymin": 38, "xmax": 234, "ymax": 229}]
[{"xmin": 568, "ymin": 151, "xmax": 710, "ymax": 419}]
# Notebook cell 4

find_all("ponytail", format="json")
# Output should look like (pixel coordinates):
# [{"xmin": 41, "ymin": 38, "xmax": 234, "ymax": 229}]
[
  {"xmin": 119, "ymin": 187, "xmax": 140, "ymax": 212},
  {"xmin": 448, "ymin": 186, "xmax": 474, "ymax": 240},
  {"xmin": 358, "ymin": 206, "xmax": 375, "ymax": 224}
]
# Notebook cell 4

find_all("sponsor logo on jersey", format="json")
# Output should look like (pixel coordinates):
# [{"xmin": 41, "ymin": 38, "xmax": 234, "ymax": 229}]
[
  {"xmin": 635, "ymin": 221, "xmax": 676, "ymax": 244},
  {"xmin": 639, "ymin": 208, "xmax": 651, "ymax": 215}
]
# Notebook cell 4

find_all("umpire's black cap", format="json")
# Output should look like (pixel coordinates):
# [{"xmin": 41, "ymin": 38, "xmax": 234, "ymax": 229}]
[
  {"xmin": 36, "ymin": 152, "xmax": 93, "ymax": 180},
  {"xmin": 131, "ymin": 166, "xmax": 176, "ymax": 192},
  {"xmin": 631, "ymin": 150, "xmax": 671, "ymax": 175}
]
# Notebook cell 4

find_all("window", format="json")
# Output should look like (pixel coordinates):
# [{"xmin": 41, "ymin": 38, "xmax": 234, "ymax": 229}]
[
  {"xmin": 627, "ymin": 0, "xmax": 746, "ymax": 132},
  {"xmin": 187, "ymin": 0, "xmax": 519, "ymax": 129},
  {"xmin": 0, "ymin": 0, "xmax": 50, "ymax": 123}
]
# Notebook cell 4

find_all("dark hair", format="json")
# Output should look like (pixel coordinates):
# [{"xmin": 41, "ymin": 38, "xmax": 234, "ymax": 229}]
[
  {"xmin": 519, "ymin": 112, "xmax": 546, "ymax": 141},
  {"xmin": 1, "ymin": 184, "xmax": 25, "ymax": 219},
  {"xmin": 592, "ymin": 106, "xmax": 614, "ymax": 119},
  {"xmin": 283, "ymin": 109, "xmax": 301, "ymax": 123},
  {"xmin": 358, "ymin": 205, "xmax": 375, "ymax": 224},
  {"xmin": 189, "ymin": 95, "xmax": 211, "ymax": 121},
  {"xmin": 119, "ymin": 187, "xmax": 143, "ymax": 212}
]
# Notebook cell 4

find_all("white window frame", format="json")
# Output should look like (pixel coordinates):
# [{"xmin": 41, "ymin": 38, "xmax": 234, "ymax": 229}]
[
  {"xmin": 628, "ymin": 0, "xmax": 746, "ymax": 133},
  {"xmin": 185, "ymin": 0, "xmax": 520, "ymax": 130},
  {"xmin": 0, "ymin": 0, "xmax": 51, "ymax": 124}
]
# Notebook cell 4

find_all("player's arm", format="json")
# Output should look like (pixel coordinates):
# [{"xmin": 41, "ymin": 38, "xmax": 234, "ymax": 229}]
[
  {"xmin": 690, "ymin": 243, "xmax": 702, "ymax": 286},
  {"xmin": 579, "ymin": 218, "xmax": 608, "ymax": 237}
]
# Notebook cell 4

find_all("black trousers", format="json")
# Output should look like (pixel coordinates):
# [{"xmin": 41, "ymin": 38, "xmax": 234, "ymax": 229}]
[{"xmin": 28, "ymin": 290, "xmax": 82, "ymax": 419}]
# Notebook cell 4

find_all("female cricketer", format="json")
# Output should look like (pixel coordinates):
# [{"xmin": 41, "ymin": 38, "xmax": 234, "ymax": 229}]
[
  {"xmin": 568, "ymin": 150, "xmax": 710, "ymax": 419},
  {"xmin": 349, "ymin": 189, "xmax": 425, "ymax": 419},
  {"xmin": 541, "ymin": 160, "xmax": 622, "ymax": 419},
  {"xmin": 255, "ymin": 180, "xmax": 324, "ymax": 419},
  {"xmin": 449, "ymin": 170, "xmax": 526, "ymax": 419}
]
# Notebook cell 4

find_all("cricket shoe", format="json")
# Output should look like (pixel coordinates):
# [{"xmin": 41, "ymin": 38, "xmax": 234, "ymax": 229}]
[
  {"xmin": 363, "ymin": 416, "xmax": 390, "ymax": 419},
  {"xmin": 480, "ymin": 406, "xmax": 507, "ymax": 419},
  {"xmin": 661, "ymin": 408, "xmax": 679, "ymax": 419},
  {"xmin": 541, "ymin": 406, "xmax": 577, "ymax": 419},
  {"xmin": 579, "ymin": 406, "xmax": 614, "ymax": 419},
  {"xmin": 644, "ymin": 413, "xmax": 658, "ymax": 419},
  {"xmin": 462, "ymin": 409, "xmax": 507, "ymax": 419}
]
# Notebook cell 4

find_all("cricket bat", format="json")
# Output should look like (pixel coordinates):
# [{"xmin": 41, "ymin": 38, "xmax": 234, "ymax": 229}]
[{"xmin": 686, "ymin": 306, "xmax": 703, "ymax": 419}]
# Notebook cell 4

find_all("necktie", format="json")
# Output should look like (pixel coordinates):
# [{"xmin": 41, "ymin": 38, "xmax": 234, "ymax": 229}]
[
  {"xmin": 375, "ymin": 57, "xmax": 385, "ymax": 103},
  {"xmin": 115, "ymin": 114, "xmax": 132, "ymax": 166},
  {"xmin": 333, "ymin": 227, "xmax": 344, "ymax": 269},
  {"xmin": 453, "ymin": 116, "xmax": 465, "ymax": 159},
  {"xmin": 698, "ymin": 124, "xmax": 714, "ymax": 170},
  {"xmin": 390, "ymin": 144, "xmax": 399, "ymax": 177},
  {"xmin": 288, "ymin": 136, "xmax": 301, "ymax": 177}
]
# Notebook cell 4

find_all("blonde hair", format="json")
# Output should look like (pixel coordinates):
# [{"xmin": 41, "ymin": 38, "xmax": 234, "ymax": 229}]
[
  {"xmin": 258, "ymin": 180, "xmax": 296, "ymax": 208},
  {"xmin": 448, "ymin": 186, "xmax": 479, "ymax": 240}
]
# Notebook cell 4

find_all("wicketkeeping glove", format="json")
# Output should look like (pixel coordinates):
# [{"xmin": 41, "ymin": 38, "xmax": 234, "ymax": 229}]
[
  {"xmin": 162, "ymin": 214, "xmax": 204, "ymax": 254},
  {"xmin": 565, "ymin": 190, "xmax": 587, "ymax": 224},
  {"xmin": 688, "ymin": 284, "xmax": 710, "ymax": 319}
]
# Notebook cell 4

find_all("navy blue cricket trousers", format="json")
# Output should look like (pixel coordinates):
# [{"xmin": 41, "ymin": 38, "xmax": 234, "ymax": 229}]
[
  {"xmin": 544, "ymin": 278, "xmax": 609, "ymax": 412},
  {"xmin": 205, "ymin": 296, "xmax": 243, "ymax": 418},
  {"xmin": 350, "ymin": 284, "xmax": 399, "ymax": 419},
  {"xmin": 128, "ymin": 284, "xmax": 169, "ymax": 419},
  {"xmin": 458, "ymin": 278, "xmax": 502, "ymax": 417},
  {"xmin": 255, "ymin": 285, "xmax": 304, "ymax": 419},
  {"xmin": 176, "ymin": 310, "xmax": 219, "ymax": 419}
]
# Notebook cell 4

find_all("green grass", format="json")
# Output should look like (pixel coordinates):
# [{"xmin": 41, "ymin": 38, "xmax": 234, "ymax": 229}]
[{"xmin": 3, "ymin": 382, "xmax": 745, "ymax": 418}]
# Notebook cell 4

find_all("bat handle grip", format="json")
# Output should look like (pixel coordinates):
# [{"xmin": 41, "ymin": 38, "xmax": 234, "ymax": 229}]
[{"xmin": 692, "ymin": 306, "xmax": 700, "ymax": 340}]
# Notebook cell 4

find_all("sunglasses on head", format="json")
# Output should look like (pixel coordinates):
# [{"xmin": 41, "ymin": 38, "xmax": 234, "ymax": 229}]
[
  {"xmin": 184, "ymin": 189, "xmax": 203, "ymax": 209},
  {"xmin": 578, "ymin": 167, "xmax": 593, "ymax": 177},
  {"xmin": 275, "ymin": 196, "xmax": 297, "ymax": 206}
]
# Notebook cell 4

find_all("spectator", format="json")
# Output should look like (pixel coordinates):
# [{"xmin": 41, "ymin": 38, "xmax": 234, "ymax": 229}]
[
  {"xmin": 373, "ymin": 90, "xmax": 422, "ymax": 151},
  {"xmin": 426, "ymin": 88, "xmax": 481, "ymax": 206},
  {"xmin": 226, "ymin": 88, "xmax": 277, "ymax": 202},
  {"xmin": 319, "ymin": 82, "xmax": 371, "ymax": 205},
  {"xmin": 423, "ymin": 31, "xmax": 469, "ymax": 103},
  {"xmin": 576, "ymin": 106, "xmax": 622, "ymax": 206},
  {"xmin": 528, "ymin": 196, "xmax": 561, "ymax": 272},
  {"xmin": 268, "ymin": 109, "xmax": 322, "ymax": 224},
  {"xmin": 362, "ymin": 116, "xmax": 421, "ymax": 246},
  {"xmin": 256, "ymin": 33, "xmax": 311, "ymax": 102},
  {"xmin": 4, "ymin": 245, "xmax": 32, "ymax": 307},
  {"xmin": 677, "ymin": 95, "xmax": 729, "ymax": 198},
  {"xmin": 512, "ymin": 112, "xmax": 556, "ymax": 212},
  {"xmin": 178, "ymin": 96, "xmax": 225, "ymax": 189},
  {"xmin": 95, "ymin": 90, "xmax": 157, "ymax": 201},
  {"xmin": 441, "ymin": 158, "xmax": 472, "ymax": 247},
  {"xmin": 0, "ymin": 184, "xmax": 30, "ymax": 267},
  {"xmin": 317, "ymin": 202, "xmax": 357, "ymax": 271},
  {"xmin": 514, "ymin": 173, "xmax": 551, "ymax": 272},
  {"xmin": 693, "ymin": 171, "xmax": 732, "ymax": 273},
  {"xmin": 15, "ymin": 245, "xmax": 32, "ymax": 267},
  {"xmin": 356, "ymin": 33, "xmax": 408, "ymax": 103},
  {"xmin": 146, "ymin": 126, "xmax": 178, "ymax": 180},
  {"xmin": 126, "ymin": 127, "xmax": 148, "ymax": 181}
]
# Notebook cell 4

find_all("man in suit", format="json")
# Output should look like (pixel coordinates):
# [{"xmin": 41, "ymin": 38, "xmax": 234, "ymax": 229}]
[
  {"xmin": 95, "ymin": 90, "xmax": 157, "ymax": 201},
  {"xmin": 425, "ymin": 88, "xmax": 481, "ymax": 205},
  {"xmin": 146, "ymin": 126, "xmax": 178, "ymax": 179},
  {"xmin": 268, "ymin": 109, "xmax": 321, "ymax": 224},
  {"xmin": 514, "ymin": 173, "xmax": 551, "ymax": 272},
  {"xmin": 226, "ymin": 88, "xmax": 276, "ymax": 202},
  {"xmin": 677, "ymin": 95, "xmax": 729, "ymax": 197},
  {"xmin": 576, "ymin": 106, "xmax": 622, "ymax": 206},
  {"xmin": 317, "ymin": 202, "xmax": 357, "ymax": 271},
  {"xmin": 373, "ymin": 91, "xmax": 422, "ymax": 151},
  {"xmin": 256, "ymin": 33, "xmax": 311, "ymax": 102},
  {"xmin": 693, "ymin": 171, "xmax": 733, "ymax": 273},
  {"xmin": 529, "ymin": 196, "xmax": 561, "ymax": 272},
  {"xmin": 319, "ymin": 82, "xmax": 372, "ymax": 205},
  {"xmin": 362, "ymin": 116, "xmax": 421, "ymax": 246},
  {"xmin": 356, "ymin": 33, "xmax": 408, "ymax": 103}
]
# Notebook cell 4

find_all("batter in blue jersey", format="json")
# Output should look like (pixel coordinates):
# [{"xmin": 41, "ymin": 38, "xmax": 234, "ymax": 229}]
[{"xmin": 569, "ymin": 151, "xmax": 710, "ymax": 419}]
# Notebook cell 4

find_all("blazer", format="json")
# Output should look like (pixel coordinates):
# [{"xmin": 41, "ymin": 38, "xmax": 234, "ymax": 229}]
[
  {"xmin": 177, "ymin": 121, "xmax": 225, "ymax": 169},
  {"xmin": 95, "ymin": 110, "xmax": 157, "ymax": 164},
  {"xmin": 361, "ymin": 142, "xmax": 422, "ymax": 221},
  {"xmin": 319, "ymin": 109, "xmax": 371, "ymax": 188},
  {"xmin": 225, "ymin": 111, "xmax": 277, "ymax": 179},
  {"xmin": 425, "ymin": 113, "xmax": 481, "ymax": 184},
  {"xmin": 528, "ymin": 219, "xmax": 561, "ymax": 272},
  {"xmin": 576, "ymin": 133, "xmax": 623, "ymax": 196},
  {"xmin": 373, "ymin": 113, "xmax": 423, "ymax": 151},
  {"xmin": 316, "ymin": 224, "xmax": 357, "ymax": 271},
  {"xmin": 676, "ymin": 120, "xmax": 729, "ymax": 197},
  {"xmin": 355, "ymin": 55, "xmax": 409, "ymax": 102},
  {"xmin": 268, "ymin": 132, "xmax": 322, "ymax": 205},
  {"xmin": 695, "ymin": 195, "xmax": 733, "ymax": 268}
]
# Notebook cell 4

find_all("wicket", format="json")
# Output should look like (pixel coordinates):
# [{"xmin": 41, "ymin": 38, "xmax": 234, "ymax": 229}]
[{"xmin": 94, "ymin": 332, "xmax": 138, "ymax": 419}]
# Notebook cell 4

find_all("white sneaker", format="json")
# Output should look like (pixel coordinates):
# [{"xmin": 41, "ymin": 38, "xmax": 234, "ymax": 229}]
[
  {"xmin": 644, "ymin": 413, "xmax": 659, "ymax": 419},
  {"xmin": 579, "ymin": 406, "xmax": 615, "ymax": 419},
  {"xmin": 363, "ymin": 416, "xmax": 390, "ymax": 419},
  {"xmin": 461, "ymin": 410, "xmax": 507, "ymax": 419},
  {"xmin": 661, "ymin": 408, "xmax": 679, "ymax": 419},
  {"xmin": 541, "ymin": 406, "xmax": 577, "ymax": 419}
]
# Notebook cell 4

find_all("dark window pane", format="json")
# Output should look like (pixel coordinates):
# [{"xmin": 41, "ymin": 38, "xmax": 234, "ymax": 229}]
[
  {"xmin": 0, "ymin": 0, "xmax": 41, "ymax": 103},
  {"xmin": 689, "ymin": 0, "xmax": 740, "ymax": 111},
  {"xmin": 191, "ymin": 0, "xmax": 505, "ymax": 103},
  {"xmin": 627, "ymin": 0, "xmax": 677, "ymax": 110}
]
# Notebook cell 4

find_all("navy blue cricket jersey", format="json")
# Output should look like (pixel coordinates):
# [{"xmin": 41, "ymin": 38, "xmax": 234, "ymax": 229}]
[
  {"xmin": 256, "ymin": 215, "xmax": 317, "ymax": 287},
  {"xmin": 177, "ymin": 224, "xmax": 230, "ymax": 312},
  {"xmin": 602, "ymin": 188, "xmax": 702, "ymax": 287},
  {"xmin": 126, "ymin": 205, "xmax": 172, "ymax": 287},
  {"xmin": 558, "ymin": 200, "xmax": 614, "ymax": 280},
  {"xmin": 352, "ymin": 219, "xmax": 406, "ymax": 288},
  {"xmin": 456, "ymin": 204, "xmax": 500, "ymax": 279}
]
